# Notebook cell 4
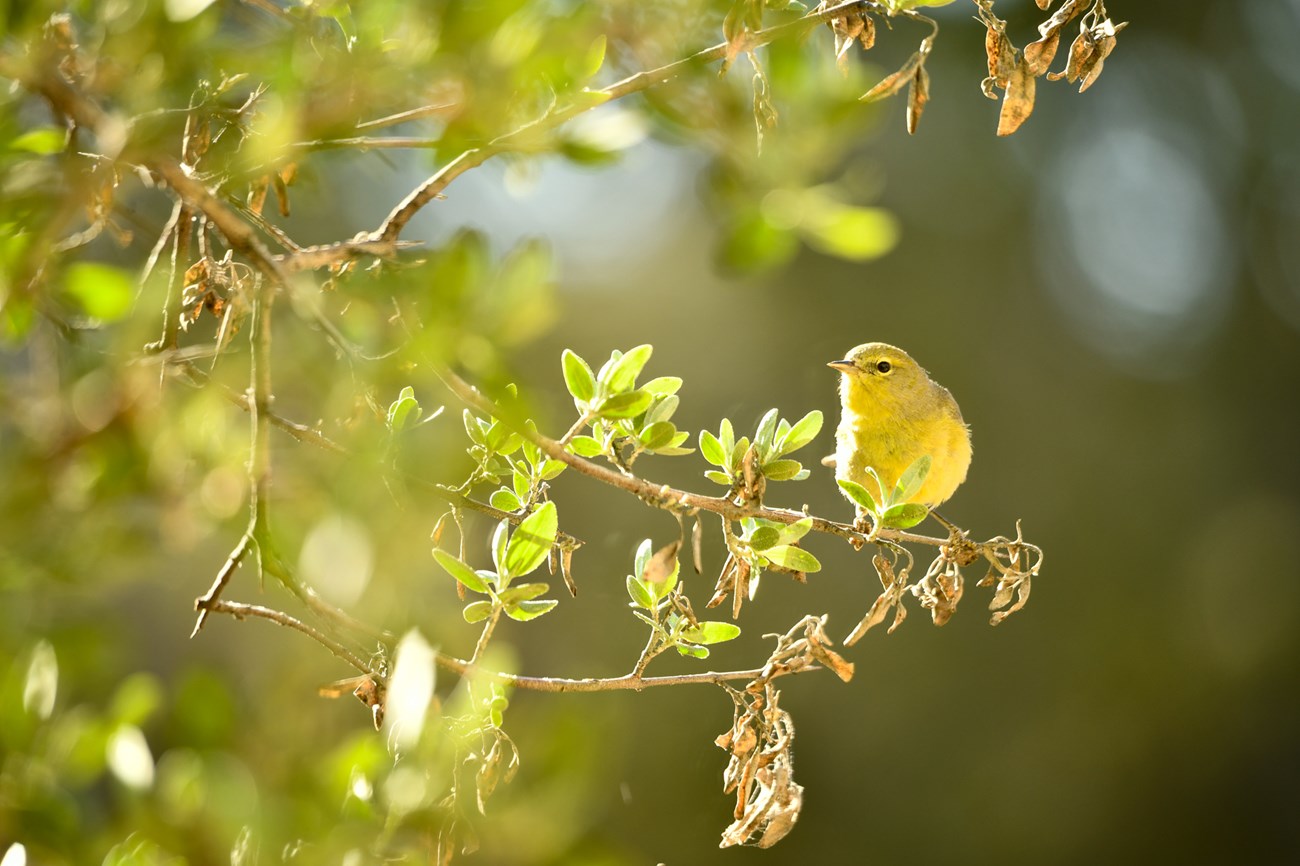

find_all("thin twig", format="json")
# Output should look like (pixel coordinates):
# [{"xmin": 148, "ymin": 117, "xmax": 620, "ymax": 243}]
[
  {"xmin": 191, "ymin": 534, "xmax": 251, "ymax": 637},
  {"xmin": 202, "ymin": 599, "xmax": 378, "ymax": 676}
]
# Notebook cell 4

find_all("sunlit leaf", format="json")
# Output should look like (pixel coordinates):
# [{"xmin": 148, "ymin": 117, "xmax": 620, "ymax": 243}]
[
  {"xmin": 489, "ymin": 488, "xmax": 522, "ymax": 513},
  {"xmin": 561, "ymin": 349, "xmax": 596, "ymax": 403},
  {"xmin": 778, "ymin": 410, "xmax": 822, "ymax": 455},
  {"xmin": 433, "ymin": 549, "xmax": 491, "ymax": 594},
  {"xmin": 893, "ymin": 455, "xmax": 932, "ymax": 504},
  {"xmin": 837, "ymin": 478, "xmax": 879, "ymax": 514},
  {"xmin": 762, "ymin": 545, "xmax": 821, "ymax": 573},
  {"xmin": 600, "ymin": 344, "xmax": 653, "ymax": 393},
  {"xmin": 502, "ymin": 501, "xmax": 557, "ymax": 580},
  {"xmin": 881, "ymin": 503, "xmax": 930, "ymax": 529},
  {"xmin": 626, "ymin": 574, "xmax": 656, "ymax": 609},
  {"xmin": 463, "ymin": 600, "xmax": 494, "ymax": 623},
  {"xmin": 682, "ymin": 621, "xmax": 741, "ymax": 645},
  {"xmin": 504, "ymin": 599, "xmax": 557, "ymax": 621},
  {"xmin": 597, "ymin": 390, "xmax": 653, "ymax": 419}
]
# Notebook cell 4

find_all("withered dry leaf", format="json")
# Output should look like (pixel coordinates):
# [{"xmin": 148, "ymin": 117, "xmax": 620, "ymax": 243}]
[
  {"xmin": 1035, "ymin": 0, "xmax": 1052, "ymax": 9},
  {"xmin": 906, "ymin": 64, "xmax": 930, "ymax": 135},
  {"xmin": 691, "ymin": 517, "xmax": 703, "ymax": 575},
  {"xmin": 717, "ymin": 685, "xmax": 803, "ymax": 849},
  {"xmin": 641, "ymin": 538, "xmax": 681, "ymax": 584},
  {"xmin": 979, "ymin": 8, "xmax": 1017, "ymax": 100},
  {"xmin": 247, "ymin": 175, "xmax": 269, "ymax": 215},
  {"xmin": 1077, "ymin": 19, "xmax": 1124, "ymax": 92},
  {"xmin": 319, "ymin": 674, "xmax": 387, "ymax": 730},
  {"xmin": 997, "ymin": 58, "xmax": 1037, "ymax": 136},
  {"xmin": 721, "ymin": 0, "xmax": 762, "ymax": 71},
  {"xmin": 1038, "ymin": 0, "xmax": 1090, "ymax": 39},
  {"xmin": 858, "ymin": 15, "xmax": 876, "ymax": 51},
  {"xmin": 560, "ymin": 544, "xmax": 577, "ymax": 597},
  {"xmin": 861, "ymin": 51, "xmax": 922, "ymax": 103},
  {"xmin": 1024, "ymin": 29, "xmax": 1060, "ymax": 77}
]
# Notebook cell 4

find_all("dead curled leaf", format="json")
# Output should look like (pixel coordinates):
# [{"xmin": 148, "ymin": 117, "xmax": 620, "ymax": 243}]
[
  {"xmin": 861, "ymin": 51, "xmax": 923, "ymax": 103},
  {"xmin": 1024, "ymin": 29, "xmax": 1060, "ymax": 77},
  {"xmin": 717, "ymin": 684, "xmax": 803, "ymax": 849},
  {"xmin": 906, "ymin": 64, "xmax": 930, "ymax": 135},
  {"xmin": 997, "ymin": 57, "xmax": 1036, "ymax": 137}
]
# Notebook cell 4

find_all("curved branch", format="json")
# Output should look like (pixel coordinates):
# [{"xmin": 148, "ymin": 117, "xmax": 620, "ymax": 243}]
[{"xmin": 434, "ymin": 366, "xmax": 945, "ymax": 549}]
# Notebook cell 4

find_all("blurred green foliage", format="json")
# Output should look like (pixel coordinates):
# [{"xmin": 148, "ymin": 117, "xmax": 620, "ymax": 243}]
[{"xmin": 4, "ymin": 0, "xmax": 1300, "ymax": 865}]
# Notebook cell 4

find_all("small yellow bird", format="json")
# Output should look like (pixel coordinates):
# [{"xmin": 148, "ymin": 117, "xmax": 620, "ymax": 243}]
[{"xmin": 827, "ymin": 342, "xmax": 971, "ymax": 509}]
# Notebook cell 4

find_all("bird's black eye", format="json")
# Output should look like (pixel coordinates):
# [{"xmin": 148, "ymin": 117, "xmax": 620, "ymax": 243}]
[{"xmin": 875, "ymin": 360, "xmax": 892, "ymax": 374}]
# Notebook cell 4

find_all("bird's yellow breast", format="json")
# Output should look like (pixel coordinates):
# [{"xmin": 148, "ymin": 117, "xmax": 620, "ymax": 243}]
[{"xmin": 833, "ymin": 364, "xmax": 971, "ymax": 507}]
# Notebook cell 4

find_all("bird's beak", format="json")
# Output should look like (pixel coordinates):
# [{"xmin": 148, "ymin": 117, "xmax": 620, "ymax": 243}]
[{"xmin": 827, "ymin": 360, "xmax": 856, "ymax": 373}]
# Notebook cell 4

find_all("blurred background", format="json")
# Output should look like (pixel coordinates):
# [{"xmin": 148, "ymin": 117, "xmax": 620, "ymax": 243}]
[{"xmin": 2, "ymin": 0, "xmax": 1299, "ymax": 863}]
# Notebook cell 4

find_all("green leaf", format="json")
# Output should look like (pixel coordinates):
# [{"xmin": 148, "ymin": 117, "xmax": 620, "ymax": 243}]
[
  {"xmin": 763, "ymin": 545, "xmax": 822, "ymax": 573},
  {"xmin": 386, "ymin": 386, "xmax": 422, "ymax": 432},
  {"xmin": 730, "ymin": 437, "xmax": 751, "ymax": 473},
  {"xmin": 10, "ymin": 127, "xmax": 66, "ymax": 154},
  {"xmin": 838, "ymin": 478, "xmax": 879, "ymax": 514},
  {"xmin": 504, "ymin": 599, "xmax": 558, "ymax": 621},
  {"xmin": 754, "ymin": 409, "xmax": 780, "ymax": 460},
  {"xmin": 489, "ymin": 488, "xmax": 522, "ymax": 512},
  {"xmin": 779, "ymin": 410, "xmax": 823, "ymax": 455},
  {"xmin": 491, "ymin": 520, "xmax": 509, "ymax": 575},
  {"xmin": 600, "ymin": 344, "xmax": 653, "ymax": 393},
  {"xmin": 597, "ymin": 390, "xmax": 653, "ymax": 419},
  {"xmin": 881, "ymin": 503, "xmax": 930, "ymax": 530},
  {"xmin": 485, "ymin": 419, "xmax": 512, "ymax": 453},
  {"xmin": 626, "ymin": 574, "xmax": 656, "ymax": 609},
  {"xmin": 64, "ymin": 263, "xmax": 134, "ymax": 322},
  {"xmin": 747, "ymin": 526, "xmax": 781, "ymax": 552},
  {"xmin": 539, "ymin": 459, "xmax": 566, "ymax": 480},
  {"xmin": 699, "ymin": 431, "xmax": 727, "ymax": 467},
  {"xmin": 633, "ymin": 538, "xmax": 653, "ymax": 578},
  {"xmin": 571, "ymin": 33, "xmax": 607, "ymax": 81},
  {"xmin": 778, "ymin": 517, "xmax": 814, "ymax": 544},
  {"xmin": 463, "ymin": 409, "xmax": 486, "ymax": 445},
  {"xmin": 433, "ymin": 549, "xmax": 490, "ymax": 593},
  {"xmin": 561, "ymin": 349, "xmax": 596, "ymax": 403},
  {"xmin": 705, "ymin": 470, "xmax": 732, "ymax": 486},
  {"xmin": 893, "ymin": 455, "xmax": 932, "ymax": 504},
  {"xmin": 463, "ymin": 600, "xmax": 494, "ymax": 623},
  {"xmin": 683, "ymin": 621, "xmax": 741, "ymax": 645},
  {"xmin": 642, "ymin": 377, "xmax": 682, "ymax": 397},
  {"xmin": 502, "ymin": 501, "xmax": 557, "ymax": 580},
  {"xmin": 718, "ymin": 418, "xmax": 736, "ymax": 456},
  {"xmin": 569, "ymin": 435, "xmax": 603, "ymax": 457},
  {"xmin": 762, "ymin": 459, "xmax": 804, "ymax": 481},
  {"xmin": 638, "ymin": 421, "xmax": 676, "ymax": 451},
  {"xmin": 498, "ymin": 582, "xmax": 550, "ymax": 605},
  {"xmin": 644, "ymin": 394, "xmax": 679, "ymax": 425},
  {"xmin": 675, "ymin": 643, "xmax": 709, "ymax": 659},
  {"xmin": 631, "ymin": 609, "xmax": 659, "ymax": 629}
]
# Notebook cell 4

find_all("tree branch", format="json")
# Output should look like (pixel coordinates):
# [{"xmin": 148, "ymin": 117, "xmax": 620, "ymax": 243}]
[
  {"xmin": 433, "ymin": 366, "xmax": 946, "ymax": 550},
  {"xmin": 202, "ymin": 597, "xmax": 822, "ymax": 694}
]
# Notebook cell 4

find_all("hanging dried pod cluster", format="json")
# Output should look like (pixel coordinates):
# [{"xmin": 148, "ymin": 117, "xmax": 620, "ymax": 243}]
[
  {"xmin": 814, "ymin": 0, "xmax": 1124, "ymax": 136},
  {"xmin": 716, "ymin": 617, "xmax": 853, "ymax": 848},
  {"xmin": 978, "ymin": 0, "xmax": 1126, "ymax": 135}
]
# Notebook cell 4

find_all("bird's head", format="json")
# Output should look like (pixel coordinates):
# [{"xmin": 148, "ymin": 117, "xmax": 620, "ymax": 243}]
[{"xmin": 828, "ymin": 343, "xmax": 929, "ymax": 410}]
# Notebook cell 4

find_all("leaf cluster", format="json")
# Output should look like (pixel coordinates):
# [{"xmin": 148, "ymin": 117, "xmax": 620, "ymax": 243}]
[
  {"xmin": 837, "ymin": 454, "xmax": 933, "ymax": 531},
  {"xmin": 626, "ymin": 539, "xmax": 741, "ymax": 662},
  {"xmin": 699, "ymin": 408, "xmax": 822, "ymax": 493},
  {"xmin": 563, "ymin": 346, "xmax": 693, "ymax": 467},
  {"xmin": 433, "ymin": 502, "xmax": 560, "ymax": 624}
]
